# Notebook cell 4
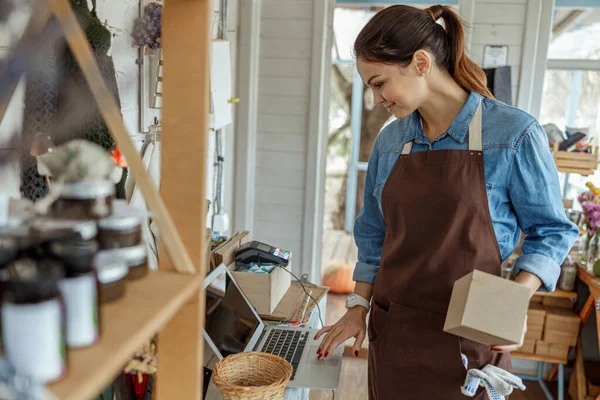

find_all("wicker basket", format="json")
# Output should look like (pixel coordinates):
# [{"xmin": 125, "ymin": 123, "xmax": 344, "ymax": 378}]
[{"xmin": 212, "ymin": 352, "xmax": 293, "ymax": 400}]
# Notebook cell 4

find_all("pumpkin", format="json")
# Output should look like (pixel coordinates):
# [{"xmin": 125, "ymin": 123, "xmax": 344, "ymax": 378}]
[{"xmin": 322, "ymin": 261, "xmax": 355, "ymax": 294}]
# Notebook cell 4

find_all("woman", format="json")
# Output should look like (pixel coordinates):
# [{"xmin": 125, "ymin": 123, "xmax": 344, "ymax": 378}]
[{"xmin": 315, "ymin": 4, "xmax": 579, "ymax": 399}]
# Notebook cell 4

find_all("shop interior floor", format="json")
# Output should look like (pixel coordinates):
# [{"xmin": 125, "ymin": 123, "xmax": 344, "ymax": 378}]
[{"xmin": 309, "ymin": 355, "xmax": 571, "ymax": 399}]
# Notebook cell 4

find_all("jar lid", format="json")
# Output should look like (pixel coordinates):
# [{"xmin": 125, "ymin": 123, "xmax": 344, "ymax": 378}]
[
  {"xmin": 5, "ymin": 258, "xmax": 64, "ymax": 303},
  {"xmin": 50, "ymin": 240, "xmax": 99, "ymax": 272},
  {"xmin": 104, "ymin": 244, "xmax": 147, "ymax": 267},
  {"xmin": 98, "ymin": 215, "xmax": 142, "ymax": 231},
  {"xmin": 93, "ymin": 252, "xmax": 128, "ymax": 283},
  {"xmin": 31, "ymin": 219, "xmax": 98, "ymax": 241},
  {"xmin": 0, "ymin": 237, "xmax": 18, "ymax": 266},
  {"xmin": 61, "ymin": 180, "xmax": 115, "ymax": 199}
]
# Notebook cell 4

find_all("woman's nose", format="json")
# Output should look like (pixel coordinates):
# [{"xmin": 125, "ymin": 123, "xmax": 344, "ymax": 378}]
[{"xmin": 373, "ymin": 91, "xmax": 385, "ymax": 105}]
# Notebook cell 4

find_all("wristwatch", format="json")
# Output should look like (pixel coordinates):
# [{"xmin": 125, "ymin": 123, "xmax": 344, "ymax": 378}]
[{"xmin": 345, "ymin": 293, "xmax": 370, "ymax": 312}]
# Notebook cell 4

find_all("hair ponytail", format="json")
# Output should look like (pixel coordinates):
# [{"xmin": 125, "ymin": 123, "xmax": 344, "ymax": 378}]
[
  {"xmin": 431, "ymin": 6, "xmax": 494, "ymax": 99},
  {"xmin": 354, "ymin": 4, "xmax": 495, "ymax": 99}
]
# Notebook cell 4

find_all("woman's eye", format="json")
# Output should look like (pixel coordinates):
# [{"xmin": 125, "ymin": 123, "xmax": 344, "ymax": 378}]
[{"xmin": 373, "ymin": 82, "xmax": 383, "ymax": 89}]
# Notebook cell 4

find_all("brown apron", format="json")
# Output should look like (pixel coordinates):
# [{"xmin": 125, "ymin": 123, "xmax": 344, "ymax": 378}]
[{"xmin": 367, "ymin": 101, "xmax": 511, "ymax": 400}]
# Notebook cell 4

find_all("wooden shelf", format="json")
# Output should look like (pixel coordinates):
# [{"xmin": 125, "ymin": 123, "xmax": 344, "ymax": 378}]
[
  {"xmin": 48, "ymin": 271, "xmax": 203, "ymax": 400},
  {"xmin": 535, "ymin": 290, "xmax": 578, "ymax": 300},
  {"xmin": 511, "ymin": 352, "xmax": 568, "ymax": 365}
]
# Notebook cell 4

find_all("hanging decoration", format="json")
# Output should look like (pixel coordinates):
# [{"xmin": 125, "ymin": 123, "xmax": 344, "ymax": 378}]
[{"xmin": 132, "ymin": 2, "xmax": 163, "ymax": 65}]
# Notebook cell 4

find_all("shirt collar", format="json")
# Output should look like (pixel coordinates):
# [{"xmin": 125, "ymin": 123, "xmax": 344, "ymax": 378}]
[{"xmin": 406, "ymin": 91, "xmax": 483, "ymax": 145}]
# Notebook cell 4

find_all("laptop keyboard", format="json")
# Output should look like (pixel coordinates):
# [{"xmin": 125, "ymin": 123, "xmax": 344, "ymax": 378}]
[{"xmin": 261, "ymin": 330, "xmax": 308, "ymax": 381}]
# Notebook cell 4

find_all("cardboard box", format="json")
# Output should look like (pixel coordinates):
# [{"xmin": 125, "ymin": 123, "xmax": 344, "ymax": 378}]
[
  {"xmin": 542, "ymin": 296, "xmax": 574, "ymax": 309},
  {"xmin": 525, "ymin": 303, "xmax": 546, "ymax": 340},
  {"xmin": 543, "ymin": 306, "xmax": 580, "ymax": 346},
  {"xmin": 518, "ymin": 338, "xmax": 536, "ymax": 354},
  {"xmin": 229, "ymin": 259, "xmax": 292, "ymax": 315},
  {"xmin": 535, "ymin": 340, "xmax": 571, "ymax": 360},
  {"xmin": 444, "ymin": 270, "xmax": 530, "ymax": 346},
  {"xmin": 530, "ymin": 295, "xmax": 543, "ymax": 303}
]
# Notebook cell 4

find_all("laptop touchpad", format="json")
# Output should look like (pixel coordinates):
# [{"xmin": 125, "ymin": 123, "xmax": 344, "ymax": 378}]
[{"xmin": 305, "ymin": 346, "xmax": 342, "ymax": 367}]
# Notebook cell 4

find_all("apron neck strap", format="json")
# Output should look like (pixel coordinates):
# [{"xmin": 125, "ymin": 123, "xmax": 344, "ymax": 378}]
[
  {"xmin": 468, "ymin": 100, "xmax": 483, "ymax": 151},
  {"xmin": 401, "ymin": 99, "xmax": 483, "ymax": 155}
]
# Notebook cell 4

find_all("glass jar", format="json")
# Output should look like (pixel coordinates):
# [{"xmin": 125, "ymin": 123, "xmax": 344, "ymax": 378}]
[
  {"xmin": 587, "ymin": 233, "xmax": 600, "ymax": 271},
  {"xmin": 51, "ymin": 180, "xmax": 114, "ymax": 220},
  {"xmin": 97, "ymin": 215, "xmax": 143, "ymax": 249},
  {"xmin": 54, "ymin": 241, "xmax": 100, "ymax": 348},
  {"xmin": 558, "ymin": 256, "xmax": 577, "ymax": 291},
  {"xmin": 104, "ymin": 244, "xmax": 148, "ymax": 280},
  {"xmin": 1, "ymin": 258, "xmax": 66, "ymax": 383},
  {"xmin": 581, "ymin": 233, "xmax": 593, "ymax": 264},
  {"xmin": 93, "ymin": 252, "xmax": 128, "ymax": 304}
]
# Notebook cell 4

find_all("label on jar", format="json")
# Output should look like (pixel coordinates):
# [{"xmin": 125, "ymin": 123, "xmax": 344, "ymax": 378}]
[
  {"xmin": 58, "ymin": 273, "xmax": 99, "ymax": 347},
  {"xmin": 2, "ymin": 299, "xmax": 65, "ymax": 383}
]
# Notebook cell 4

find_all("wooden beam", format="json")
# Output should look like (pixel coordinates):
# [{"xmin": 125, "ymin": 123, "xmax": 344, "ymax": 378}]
[
  {"xmin": 157, "ymin": 0, "xmax": 210, "ymax": 274},
  {"xmin": 581, "ymin": 295, "xmax": 595, "ymax": 325},
  {"xmin": 156, "ymin": 0, "xmax": 211, "ymax": 398},
  {"xmin": 51, "ymin": 0, "xmax": 195, "ymax": 275}
]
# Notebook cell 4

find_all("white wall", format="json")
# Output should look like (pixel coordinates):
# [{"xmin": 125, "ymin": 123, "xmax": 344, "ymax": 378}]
[
  {"xmin": 467, "ymin": 0, "xmax": 527, "ymax": 106},
  {"xmin": 250, "ymin": 0, "xmax": 315, "ymax": 272}
]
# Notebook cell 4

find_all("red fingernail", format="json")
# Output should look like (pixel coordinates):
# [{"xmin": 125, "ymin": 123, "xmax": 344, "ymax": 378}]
[
  {"xmin": 317, "ymin": 349, "xmax": 321, "ymax": 355},
  {"xmin": 318, "ymin": 355, "xmax": 323, "ymax": 360},
  {"xmin": 325, "ymin": 352, "xmax": 329, "ymax": 358},
  {"xmin": 354, "ymin": 350, "xmax": 359, "ymax": 357}
]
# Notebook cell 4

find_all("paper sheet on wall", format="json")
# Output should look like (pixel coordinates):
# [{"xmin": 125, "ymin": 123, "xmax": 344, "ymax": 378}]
[{"xmin": 210, "ymin": 40, "xmax": 232, "ymax": 130}]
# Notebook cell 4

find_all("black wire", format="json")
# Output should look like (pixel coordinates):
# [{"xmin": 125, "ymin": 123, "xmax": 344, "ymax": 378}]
[
  {"xmin": 332, "ymin": 389, "xmax": 335, "ymax": 399},
  {"xmin": 275, "ymin": 265, "xmax": 325, "ymax": 328}
]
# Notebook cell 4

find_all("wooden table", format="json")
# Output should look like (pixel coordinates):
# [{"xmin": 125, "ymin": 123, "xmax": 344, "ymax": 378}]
[{"xmin": 570, "ymin": 263, "xmax": 600, "ymax": 400}]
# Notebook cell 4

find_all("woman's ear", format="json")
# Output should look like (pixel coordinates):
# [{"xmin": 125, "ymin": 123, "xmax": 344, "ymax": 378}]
[{"xmin": 412, "ymin": 50, "xmax": 432, "ymax": 76}]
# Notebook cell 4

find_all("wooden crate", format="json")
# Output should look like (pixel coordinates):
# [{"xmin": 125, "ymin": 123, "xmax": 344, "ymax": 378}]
[{"xmin": 552, "ymin": 143, "xmax": 599, "ymax": 176}]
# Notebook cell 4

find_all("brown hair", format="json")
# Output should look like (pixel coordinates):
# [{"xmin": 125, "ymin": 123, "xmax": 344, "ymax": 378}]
[{"xmin": 354, "ymin": 4, "xmax": 494, "ymax": 99}]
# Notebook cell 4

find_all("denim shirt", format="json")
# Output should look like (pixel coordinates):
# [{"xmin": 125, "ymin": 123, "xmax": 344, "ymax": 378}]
[{"xmin": 353, "ymin": 91, "xmax": 579, "ymax": 292}]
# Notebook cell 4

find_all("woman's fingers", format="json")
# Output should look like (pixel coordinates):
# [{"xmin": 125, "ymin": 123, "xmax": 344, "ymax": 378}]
[
  {"xmin": 320, "ymin": 328, "xmax": 347, "ymax": 358},
  {"xmin": 314, "ymin": 325, "xmax": 333, "ymax": 341},
  {"xmin": 352, "ymin": 329, "xmax": 366, "ymax": 357},
  {"xmin": 491, "ymin": 344, "xmax": 519, "ymax": 353}
]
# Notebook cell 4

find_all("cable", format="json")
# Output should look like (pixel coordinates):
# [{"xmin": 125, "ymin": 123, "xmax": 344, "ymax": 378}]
[
  {"xmin": 332, "ymin": 389, "xmax": 335, "ymax": 399},
  {"xmin": 275, "ymin": 265, "xmax": 325, "ymax": 329}
]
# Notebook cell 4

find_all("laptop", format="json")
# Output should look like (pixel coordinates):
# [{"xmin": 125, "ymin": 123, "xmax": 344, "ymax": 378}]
[{"xmin": 203, "ymin": 264, "xmax": 343, "ymax": 392}]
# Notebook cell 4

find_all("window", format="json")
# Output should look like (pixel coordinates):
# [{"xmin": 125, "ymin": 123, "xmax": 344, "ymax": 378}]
[{"xmin": 538, "ymin": 7, "xmax": 600, "ymax": 206}]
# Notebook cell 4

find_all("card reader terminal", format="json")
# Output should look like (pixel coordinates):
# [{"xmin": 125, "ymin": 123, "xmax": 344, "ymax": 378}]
[{"xmin": 234, "ymin": 240, "xmax": 290, "ymax": 268}]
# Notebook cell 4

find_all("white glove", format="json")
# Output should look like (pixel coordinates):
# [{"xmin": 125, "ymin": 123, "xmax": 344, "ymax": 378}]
[{"xmin": 461, "ymin": 355, "xmax": 525, "ymax": 399}]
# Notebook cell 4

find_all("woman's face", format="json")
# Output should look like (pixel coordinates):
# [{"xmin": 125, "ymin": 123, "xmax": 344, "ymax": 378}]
[{"xmin": 357, "ymin": 57, "xmax": 426, "ymax": 119}]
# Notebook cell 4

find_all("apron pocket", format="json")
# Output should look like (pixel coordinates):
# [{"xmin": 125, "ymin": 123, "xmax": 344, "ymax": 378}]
[
  {"xmin": 368, "ymin": 301, "xmax": 389, "ymax": 345},
  {"xmin": 388, "ymin": 304, "xmax": 467, "ymax": 392}
]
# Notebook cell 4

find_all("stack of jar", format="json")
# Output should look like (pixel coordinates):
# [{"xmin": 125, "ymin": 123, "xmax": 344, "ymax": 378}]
[{"xmin": 0, "ymin": 181, "xmax": 148, "ymax": 384}]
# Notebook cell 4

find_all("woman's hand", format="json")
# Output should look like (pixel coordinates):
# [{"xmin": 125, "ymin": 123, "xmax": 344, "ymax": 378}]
[
  {"xmin": 314, "ymin": 307, "xmax": 368, "ymax": 359},
  {"xmin": 491, "ymin": 315, "xmax": 527, "ymax": 353}
]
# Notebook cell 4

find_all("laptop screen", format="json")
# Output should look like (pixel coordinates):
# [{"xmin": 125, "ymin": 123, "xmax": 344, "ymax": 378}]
[{"xmin": 204, "ymin": 268, "xmax": 261, "ymax": 357}]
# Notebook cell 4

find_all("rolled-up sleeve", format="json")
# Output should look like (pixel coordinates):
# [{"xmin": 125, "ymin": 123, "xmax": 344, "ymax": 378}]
[
  {"xmin": 353, "ymin": 139, "xmax": 386, "ymax": 284},
  {"xmin": 509, "ymin": 122, "xmax": 579, "ymax": 292}
]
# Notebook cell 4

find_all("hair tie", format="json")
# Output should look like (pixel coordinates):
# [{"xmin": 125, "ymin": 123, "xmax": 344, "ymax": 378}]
[{"xmin": 435, "ymin": 17, "xmax": 446, "ymax": 31}]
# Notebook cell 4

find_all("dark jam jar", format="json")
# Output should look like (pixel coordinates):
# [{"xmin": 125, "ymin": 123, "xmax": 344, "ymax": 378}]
[
  {"xmin": 1, "ymin": 259, "xmax": 66, "ymax": 383},
  {"xmin": 93, "ymin": 252, "xmax": 128, "ymax": 304},
  {"xmin": 121, "ymin": 244, "xmax": 148, "ymax": 280},
  {"xmin": 97, "ymin": 215, "xmax": 143, "ymax": 249},
  {"xmin": 52, "ymin": 240, "xmax": 100, "ymax": 348},
  {"xmin": 51, "ymin": 180, "xmax": 115, "ymax": 220}
]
